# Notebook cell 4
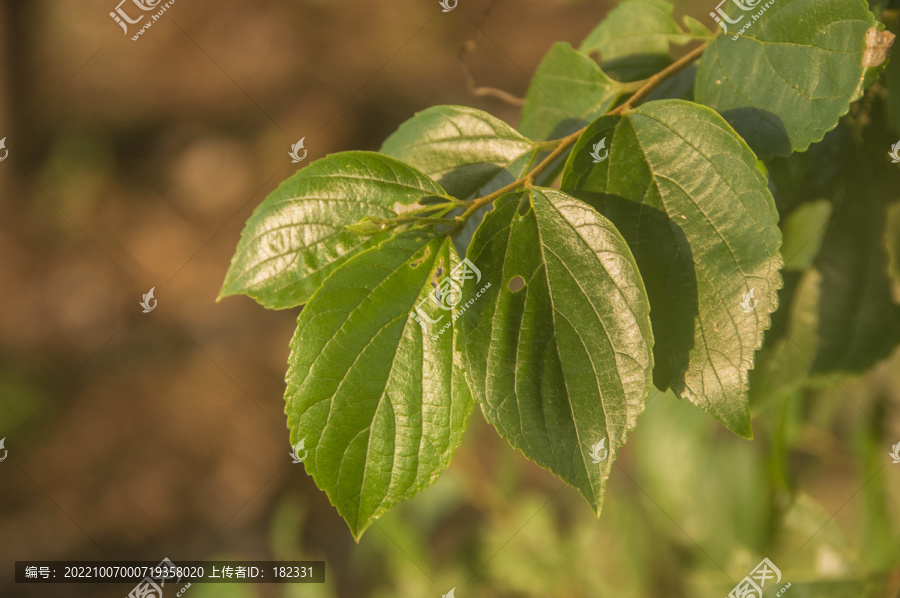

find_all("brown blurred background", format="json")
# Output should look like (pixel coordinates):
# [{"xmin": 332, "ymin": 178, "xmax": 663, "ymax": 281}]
[{"xmin": 1, "ymin": 1, "xmax": 899, "ymax": 597}]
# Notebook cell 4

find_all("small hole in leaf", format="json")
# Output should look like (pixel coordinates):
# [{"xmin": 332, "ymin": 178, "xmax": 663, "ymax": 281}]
[{"xmin": 508, "ymin": 276, "xmax": 526, "ymax": 293}]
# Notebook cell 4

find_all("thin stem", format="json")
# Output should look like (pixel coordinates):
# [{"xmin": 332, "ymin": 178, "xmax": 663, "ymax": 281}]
[
  {"xmin": 398, "ymin": 217, "xmax": 458, "ymax": 226},
  {"xmin": 611, "ymin": 43, "xmax": 707, "ymax": 113},
  {"xmin": 452, "ymin": 43, "xmax": 707, "ymax": 230}
]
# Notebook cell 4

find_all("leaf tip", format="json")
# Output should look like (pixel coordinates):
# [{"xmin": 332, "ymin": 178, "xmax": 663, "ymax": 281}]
[
  {"xmin": 349, "ymin": 519, "xmax": 373, "ymax": 543},
  {"xmin": 215, "ymin": 285, "xmax": 233, "ymax": 303},
  {"xmin": 730, "ymin": 414, "xmax": 754, "ymax": 440}
]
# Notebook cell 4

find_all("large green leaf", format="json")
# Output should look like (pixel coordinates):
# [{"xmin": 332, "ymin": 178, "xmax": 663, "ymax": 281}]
[
  {"xmin": 459, "ymin": 187, "xmax": 654, "ymax": 514},
  {"xmin": 694, "ymin": 0, "xmax": 876, "ymax": 159},
  {"xmin": 518, "ymin": 42, "xmax": 626, "ymax": 141},
  {"xmin": 219, "ymin": 151, "xmax": 444, "ymax": 309},
  {"xmin": 579, "ymin": 0, "xmax": 708, "ymax": 81},
  {"xmin": 380, "ymin": 105, "xmax": 540, "ymax": 199},
  {"xmin": 756, "ymin": 131, "xmax": 900, "ymax": 385},
  {"xmin": 810, "ymin": 188, "xmax": 900, "ymax": 375},
  {"xmin": 562, "ymin": 99, "xmax": 783, "ymax": 438},
  {"xmin": 284, "ymin": 232, "xmax": 474, "ymax": 540}
]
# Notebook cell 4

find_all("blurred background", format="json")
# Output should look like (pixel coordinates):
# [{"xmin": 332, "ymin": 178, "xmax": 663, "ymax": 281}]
[{"xmin": 1, "ymin": 0, "xmax": 899, "ymax": 596}]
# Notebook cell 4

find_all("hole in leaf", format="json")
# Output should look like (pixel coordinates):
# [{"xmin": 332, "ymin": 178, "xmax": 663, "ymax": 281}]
[{"xmin": 508, "ymin": 276, "xmax": 526, "ymax": 293}]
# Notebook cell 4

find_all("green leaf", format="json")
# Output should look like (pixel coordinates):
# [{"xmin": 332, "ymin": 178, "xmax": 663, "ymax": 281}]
[
  {"xmin": 219, "ymin": 151, "xmax": 445, "ymax": 309},
  {"xmin": 284, "ymin": 232, "xmax": 474, "ymax": 540},
  {"xmin": 810, "ymin": 189, "xmax": 900, "ymax": 375},
  {"xmin": 765, "ymin": 125, "xmax": 850, "ymax": 214},
  {"xmin": 380, "ymin": 105, "xmax": 540, "ymax": 199},
  {"xmin": 749, "ymin": 269, "xmax": 820, "ymax": 404},
  {"xmin": 747, "ymin": 200, "xmax": 830, "ymax": 402},
  {"xmin": 694, "ymin": 0, "xmax": 876, "ymax": 159},
  {"xmin": 562, "ymin": 99, "xmax": 783, "ymax": 438},
  {"xmin": 887, "ymin": 29, "xmax": 900, "ymax": 131},
  {"xmin": 579, "ymin": 0, "xmax": 703, "ymax": 81},
  {"xmin": 780, "ymin": 200, "xmax": 832, "ymax": 271},
  {"xmin": 683, "ymin": 16, "xmax": 714, "ymax": 40},
  {"xmin": 459, "ymin": 187, "xmax": 654, "ymax": 515},
  {"xmin": 518, "ymin": 42, "xmax": 626, "ymax": 141},
  {"xmin": 760, "ymin": 131, "xmax": 900, "ymax": 381},
  {"xmin": 887, "ymin": 201, "xmax": 900, "ymax": 300}
]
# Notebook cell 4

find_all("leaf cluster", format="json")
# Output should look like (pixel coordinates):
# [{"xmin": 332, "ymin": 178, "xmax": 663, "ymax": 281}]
[{"xmin": 220, "ymin": 0, "xmax": 900, "ymax": 539}]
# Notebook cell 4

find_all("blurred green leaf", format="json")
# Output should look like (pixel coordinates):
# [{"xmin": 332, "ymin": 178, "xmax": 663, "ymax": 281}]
[
  {"xmin": 635, "ymin": 390, "xmax": 770, "ymax": 559},
  {"xmin": 766, "ymin": 126, "xmax": 851, "ymax": 215},
  {"xmin": 887, "ymin": 28, "xmax": 900, "ymax": 131},
  {"xmin": 749, "ymin": 269, "xmax": 821, "ymax": 404},
  {"xmin": 784, "ymin": 492, "xmax": 853, "ymax": 558},
  {"xmin": 781, "ymin": 200, "xmax": 832, "ymax": 271},
  {"xmin": 887, "ymin": 201, "xmax": 900, "ymax": 301},
  {"xmin": 811, "ymin": 189, "xmax": 900, "ymax": 374}
]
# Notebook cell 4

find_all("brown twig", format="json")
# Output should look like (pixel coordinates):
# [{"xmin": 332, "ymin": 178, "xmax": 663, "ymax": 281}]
[
  {"xmin": 452, "ymin": 42, "xmax": 708, "ymax": 229},
  {"xmin": 458, "ymin": 37, "xmax": 526, "ymax": 107}
]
